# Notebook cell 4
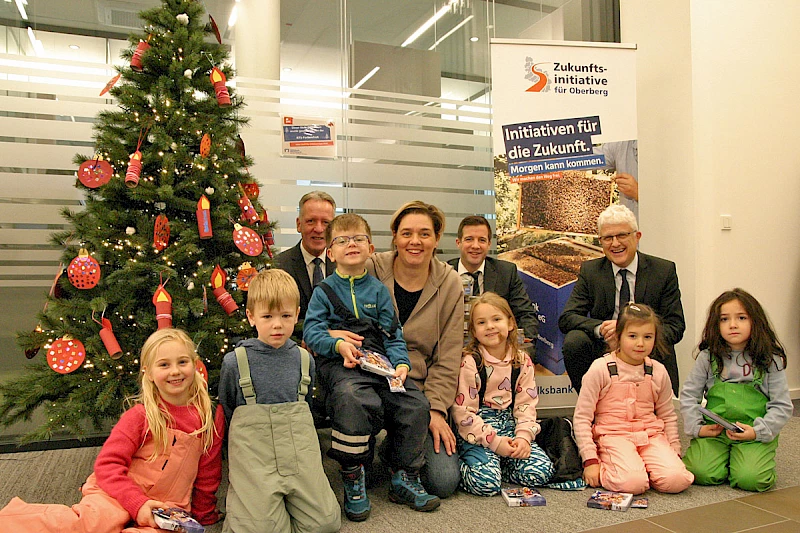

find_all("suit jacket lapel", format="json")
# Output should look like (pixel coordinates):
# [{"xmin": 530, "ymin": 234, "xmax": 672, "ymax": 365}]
[
  {"xmin": 292, "ymin": 243, "xmax": 313, "ymax": 303},
  {"xmin": 483, "ymin": 258, "xmax": 498, "ymax": 293},
  {"xmin": 600, "ymin": 259, "xmax": 616, "ymax": 315},
  {"xmin": 634, "ymin": 253, "xmax": 647, "ymax": 302}
]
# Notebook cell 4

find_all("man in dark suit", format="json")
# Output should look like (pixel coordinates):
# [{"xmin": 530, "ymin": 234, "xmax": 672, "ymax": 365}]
[
  {"xmin": 274, "ymin": 191, "xmax": 336, "ymax": 323},
  {"xmin": 558, "ymin": 204, "xmax": 685, "ymax": 395},
  {"xmin": 447, "ymin": 216, "xmax": 539, "ymax": 360}
]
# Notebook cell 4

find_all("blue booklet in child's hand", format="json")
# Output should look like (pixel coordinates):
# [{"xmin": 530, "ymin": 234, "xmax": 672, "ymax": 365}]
[
  {"xmin": 153, "ymin": 508, "xmax": 205, "ymax": 533},
  {"xmin": 699, "ymin": 406, "xmax": 744, "ymax": 433}
]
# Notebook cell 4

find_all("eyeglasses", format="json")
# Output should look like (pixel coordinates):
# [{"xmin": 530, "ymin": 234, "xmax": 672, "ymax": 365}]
[
  {"xmin": 331, "ymin": 234, "xmax": 370, "ymax": 247},
  {"xmin": 599, "ymin": 231, "xmax": 635, "ymax": 244}
]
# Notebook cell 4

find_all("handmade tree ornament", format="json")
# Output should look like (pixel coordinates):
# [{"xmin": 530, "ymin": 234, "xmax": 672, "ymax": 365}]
[
  {"xmin": 154, "ymin": 214, "xmax": 170, "ymax": 251},
  {"xmin": 242, "ymin": 182, "xmax": 259, "ymax": 199},
  {"xmin": 152, "ymin": 282, "xmax": 173, "ymax": 329},
  {"xmin": 93, "ymin": 312, "xmax": 122, "ymax": 359},
  {"xmin": 130, "ymin": 36, "xmax": 152, "ymax": 72},
  {"xmin": 237, "ymin": 185, "xmax": 259, "ymax": 224},
  {"xmin": 209, "ymin": 67, "xmax": 231, "ymax": 107},
  {"xmin": 233, "ymin": 224, "xmax": 263, "ymax": 256},
  {"xmin": 209, "ymin": 15, "xmax": 222, "ymax": 44},
  {"xmin": 48, "ymin": 336, "xmax": 86, "ymax": 374},
  {"xmin": 210, "ymin": 265, "xmax": 238, "ymax": 315},
  {"xmin": 67, "ymin": 249, "xmax": 101, "ymax": 289},
  {"xmin": 200, "ymin": 133, "xmax": 211, "ymax": 157},
  {"xmin": 125, "ymin": 150, "xmax": 143, "ymax": 188},
  {"xmin": 99, "ymin": 73, "xmax": 121, "ymax": 96},
  {"xmin": 176, "ymin": 13, "xmax": 189, "ymax": 25},
  {"xmin": 196, "ymin": 195, "xmax": 213, "ymax": 239},
  {"xmin": 78, "ymin": 157, "xmax": 113, "ymax": 188},
  {"xmin": 236, "ymin": 263, "xmax": 257, "ymax": 291},
  {"xmin": 259, "ymin": 210, "xmax": 275, "ymax": 258}
]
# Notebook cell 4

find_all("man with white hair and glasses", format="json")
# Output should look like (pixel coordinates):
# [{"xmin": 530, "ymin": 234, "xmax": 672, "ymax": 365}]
[{"xmin": 558, "ymin": 204, "xmax": 685, "ymax": 395}]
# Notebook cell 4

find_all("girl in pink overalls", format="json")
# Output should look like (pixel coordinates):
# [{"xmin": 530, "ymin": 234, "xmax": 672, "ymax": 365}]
[
  {"xmin": 0, "ymin": 328, "xmax": 225, "ymax": 532},
  {"xmin": 573, "ymin": 303, "xmax": 693, "ymax": 495},
  {"xmin": 681, "ymin": 288, "xmax": 791, "ymax": 492}
]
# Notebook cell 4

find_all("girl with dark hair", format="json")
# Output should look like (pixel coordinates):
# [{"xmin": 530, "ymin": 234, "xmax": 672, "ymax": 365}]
[{"xmin": 681, "ymin": 288, "xmax": 792, "ymax": 492}]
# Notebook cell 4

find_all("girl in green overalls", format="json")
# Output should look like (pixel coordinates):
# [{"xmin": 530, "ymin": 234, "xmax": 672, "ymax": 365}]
[{"xmin": 681, "ymin": 288, "xmax": 792, "ymax": 492}]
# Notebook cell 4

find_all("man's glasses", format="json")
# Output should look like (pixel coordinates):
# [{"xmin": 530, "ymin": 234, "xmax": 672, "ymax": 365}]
[
  {"xmin": 599, "ymin": 231, "xmax": 635, "ymax": 244},
  {"xmin": 331, "ymin": 234, "xmax": 370, "ymax": 247}
]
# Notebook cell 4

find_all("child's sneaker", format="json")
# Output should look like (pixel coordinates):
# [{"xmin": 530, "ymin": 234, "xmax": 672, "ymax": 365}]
[
  {"xmin": 389, "ymin": 470, "xmax": 441, "ymax": 512},
  {"xmin": 341, "ymin": 465, "xmax": 371, "ymax": 521}
]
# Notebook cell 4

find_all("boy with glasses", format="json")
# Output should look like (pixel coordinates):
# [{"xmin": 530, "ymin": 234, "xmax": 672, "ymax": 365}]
[
  {"xmin": 558, "ymin": 204, "xmax": 685, "ymax": 395},
  {"xmin": 304, "ymin": 213, "xmax": 439, "ymax": 522}
]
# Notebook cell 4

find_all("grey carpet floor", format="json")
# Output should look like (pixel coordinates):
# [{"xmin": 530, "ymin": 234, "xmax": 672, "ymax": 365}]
[{"xmin": 1, "ymin": 417, "xmax": 798, "ymax": 533}]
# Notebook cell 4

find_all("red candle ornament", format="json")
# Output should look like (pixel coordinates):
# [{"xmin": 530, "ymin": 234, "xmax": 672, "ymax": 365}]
[
  {"xmin": 260, "ymin": 209, "xmax": 275, "ymax": 258},
  {"xmin": 67, "ymin": 248, "xmax": 101, "ymax": 289},
  {"xmin": 210, "ymin": 265, "xmax": 238, "ymax": 315},
  {"xmin": 99, "ymin": 318, "xmax": 122, "ymax": 359},
  {"xmin": 233, "ymin": 224, "xmax": 264, "ymax": 256},
  {"xmin": 78, "ymin": 158, "xmax": 113, "ymax": 188},
  {"xmin": 130, "ymin": 38, "xmax": 151, "ymax": 72},
  {"xmin": 196, "ymin": 195, "xmax": 213, "ymax": 239},
  {"xmin": 154, "ymin": 214, "xmax": 170, "ymax": 252},
  {"xmin": 238, "ymin": 187, "xmax": 259, "ymax": 224},
  {"xmin": 210, "ymin": 67, "xmax": 231, "ymax": 107},
  {"xmin": 152, "ymin": 283, "xmax": 173, "ymax": 329},
  {"xmin": 48, "ymin": 336, "xmax": 85, "ymax": 374},
  {"xmin": 125, "ymin": 150, "xmax": 143, "ymax": 188},
  {"xmin": 236, "ymin": 262, "xmax": 257, "ymax": 291}
]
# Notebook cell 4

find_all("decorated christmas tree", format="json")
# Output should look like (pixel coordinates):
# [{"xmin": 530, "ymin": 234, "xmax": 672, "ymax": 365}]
[{"xmin": 0, "ymin": 0, "xmax": 274, "ymax": 442}]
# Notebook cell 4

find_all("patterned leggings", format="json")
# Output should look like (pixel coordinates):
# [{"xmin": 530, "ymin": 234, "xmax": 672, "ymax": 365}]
[{"xmin": 457, "ymin": 407, "xmax": 554, "ymax": 496}]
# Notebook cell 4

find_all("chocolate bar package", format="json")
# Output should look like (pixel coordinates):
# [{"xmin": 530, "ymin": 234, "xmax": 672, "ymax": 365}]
[{"xmin": 153, "ymin": 508, "xmax": 205, "ymax": 533}]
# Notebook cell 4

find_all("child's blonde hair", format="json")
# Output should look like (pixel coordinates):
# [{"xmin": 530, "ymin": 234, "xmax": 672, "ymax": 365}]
[
  {"xmin": 131, "ymin": 328, "xmax": 217, "ymax": 459},
  {"xmin": 245, "ymin": 269, "xmax": 300, "ymax": 314},
  {"xmin": 465, "ymin": 292, "xmax": 525, "ymax": 368}
]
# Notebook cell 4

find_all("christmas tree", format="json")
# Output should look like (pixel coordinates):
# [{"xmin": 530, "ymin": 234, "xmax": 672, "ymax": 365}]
[{"xmin": 0, "ymin": 0, "xmax": 274, "ymax": 442}]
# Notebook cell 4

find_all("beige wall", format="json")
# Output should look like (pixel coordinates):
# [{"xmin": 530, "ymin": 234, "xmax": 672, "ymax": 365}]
[{"xmin": 621, "ymin": 0, "xmax": 800, "ymax": 396}]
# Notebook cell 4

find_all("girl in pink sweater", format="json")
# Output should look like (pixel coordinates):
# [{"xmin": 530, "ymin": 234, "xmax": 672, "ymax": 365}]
[
  {"xmin": 450, "ymin": 293, "xmax": 553, "ymax": 496},
  {"xmin": 0, "ymin": 328, "xmax": 224, "ymax": 532},
  {"xmin": 574, "ymin": 303, "xmax": 693, "ymax": 494}
]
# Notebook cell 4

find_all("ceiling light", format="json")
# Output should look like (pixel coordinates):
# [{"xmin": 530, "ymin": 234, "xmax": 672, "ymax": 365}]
[
  {"xmin": 282, "ymin": 67, "xmax": 292, "ymax": 72},
  {"xmin": 352, "ymin": 66, "xmax": 380, "ymax": 90},
  {"xmin": 429, "ymin": 15, "xmax": 473, "ymax": 50},
  {"xmin": 228, "ymin": 5, "xmax": 238, "ymax": 28},
  {"xmin": 14, "ymin": 0, "xmax": 28, "ymax": 20},
  {"xmin": 470, "ymin": 36, "xmax": 479, "ymax": 42},
  {"xmin": 401, "ymin": 1, "xmax": 456, "ymax": 48},
  {"xmin": 69, "ymin": 45, "xmax": 80, "ymax": 50}
]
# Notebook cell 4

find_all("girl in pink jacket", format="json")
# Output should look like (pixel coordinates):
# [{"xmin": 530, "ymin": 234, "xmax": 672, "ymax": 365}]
[
  {"xmin": 450, "ymin": 292, "xmax": 553, "ymax": 496},
  {"xmin": 0, "ymin": 328, "xmax": 224, "ymax": 532},
  {"xmin": 574, "ymin": 303, "xmax": 693, "ymax": 495}
]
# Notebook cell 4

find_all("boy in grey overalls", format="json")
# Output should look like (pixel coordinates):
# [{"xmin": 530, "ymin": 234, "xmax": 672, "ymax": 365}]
[{"xmin": 219, "ymin": 269, "xmax": 340, "ymax": 533}]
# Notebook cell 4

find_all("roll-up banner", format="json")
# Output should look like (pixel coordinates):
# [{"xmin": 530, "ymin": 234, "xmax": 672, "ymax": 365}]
[{"xmin": 490, "ymin": 40, "xmax": 637, "ymax": 408}]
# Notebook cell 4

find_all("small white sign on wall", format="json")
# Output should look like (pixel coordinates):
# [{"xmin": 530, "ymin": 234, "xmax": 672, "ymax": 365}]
[{"xmin": 280, "ymin": 115, "xmax": 337, "ymax": 158}]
